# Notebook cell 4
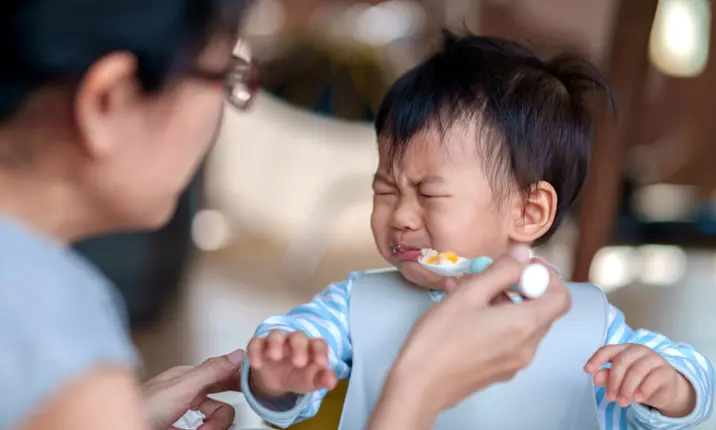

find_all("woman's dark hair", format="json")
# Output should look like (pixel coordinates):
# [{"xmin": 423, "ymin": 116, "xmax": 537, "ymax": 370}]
[{"xmin": 0, "ymin": 0, "xmax": 249, "ymax": 119}]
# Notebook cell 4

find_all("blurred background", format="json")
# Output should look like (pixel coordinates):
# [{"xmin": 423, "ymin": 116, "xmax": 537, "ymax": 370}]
[{"xmin": 77, "ymin": 0, "xmax": 716, "ymax": 427}]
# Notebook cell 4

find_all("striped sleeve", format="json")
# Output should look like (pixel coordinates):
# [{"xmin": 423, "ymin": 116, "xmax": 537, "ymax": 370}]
[
  {"xmin": 240, "ymin": 273, "xmax": 356, "ymax": 428},
  {"xmin": 596, "ymin": 304, "xmax": 714, "ymax": 429}
]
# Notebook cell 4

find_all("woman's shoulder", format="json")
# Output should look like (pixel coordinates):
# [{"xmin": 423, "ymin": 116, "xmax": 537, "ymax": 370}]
[{"xmin": 0, "ymin": 219, "xmax": 140, "ymax": 429}]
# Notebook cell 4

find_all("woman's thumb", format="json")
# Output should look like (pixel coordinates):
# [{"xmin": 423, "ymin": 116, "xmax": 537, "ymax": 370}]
[{"xmin": 184, "ymin": 349, "xmax": 244, "ymax": 389}]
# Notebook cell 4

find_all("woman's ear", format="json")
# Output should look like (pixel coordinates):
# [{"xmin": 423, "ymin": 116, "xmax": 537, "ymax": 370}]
[
  {"xmin": 508, "ymin": 181, "xmax": 558, "ymax": 243},
  {"xmin": 74, "ymin": 52, "xmax": 140, "ymax": 160}
]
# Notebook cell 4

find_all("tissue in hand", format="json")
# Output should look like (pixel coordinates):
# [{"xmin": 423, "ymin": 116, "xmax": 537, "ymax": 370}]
[{"xmin": 172, "ymin": 410, "xmax": 206, "ymax": 430}]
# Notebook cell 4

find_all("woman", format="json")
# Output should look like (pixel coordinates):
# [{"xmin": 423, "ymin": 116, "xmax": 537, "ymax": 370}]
[{"xmin": 0, "ymin": 1, "xmax": 571, "ymax": 429}]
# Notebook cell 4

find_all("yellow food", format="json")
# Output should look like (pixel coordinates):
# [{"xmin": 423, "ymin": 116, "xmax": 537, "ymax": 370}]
[{"xmin": 427, "ymin": 251, "xmax": 458, "ymax": 264}]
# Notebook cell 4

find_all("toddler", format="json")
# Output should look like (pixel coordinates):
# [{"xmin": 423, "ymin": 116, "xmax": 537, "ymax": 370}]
[{"xmin": 240, "ymin": 31, "xmax": 714, "ymax": 429}]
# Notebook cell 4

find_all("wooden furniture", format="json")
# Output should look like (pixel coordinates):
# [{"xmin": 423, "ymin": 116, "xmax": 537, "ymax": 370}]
[
  {"xmin": 573, "ymin": 0, "xmax": 716, "ymax": 281},
  {"xmin": 571, "ymin": 0, "xmax": 658, "ymax": 281}
]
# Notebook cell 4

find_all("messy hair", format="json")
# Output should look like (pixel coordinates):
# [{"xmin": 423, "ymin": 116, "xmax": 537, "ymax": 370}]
[{"xmin": 375, "ymin": 30, "xmax": 614, "ymax": 241}]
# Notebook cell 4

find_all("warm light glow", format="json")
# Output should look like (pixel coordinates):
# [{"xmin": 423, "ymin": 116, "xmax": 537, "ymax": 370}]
[
  {"xmin": 191, "ymin": 209, "xmax": 232, "ymax": 251},
  {"xmin": 590, "ymin": 247, "xmax": 637, "ymax": 292},
  {"xmin": 591, "ymin": 245, "xmax": 687, "ymax": 290},
  {"xmin": 244, "ymin": 0, "xmax": 287, "ymax": 37},
  {"xmin": 636, "ymin": 245, "xmax": 687, "ymax": 286},
  {"xmin": 649, "ymin": 0, "xmax": 711, "ymax": 77},
  {"xmin": 352, "ymin": 1, "xmax": 426, "ymax": 46},
  {"xmin": 632, "ymin": 183, "xmax": 697, "ymax": 222},
  {"xmin": 233, "ymin": 38, "xmax": 251, "ymax": 60}
]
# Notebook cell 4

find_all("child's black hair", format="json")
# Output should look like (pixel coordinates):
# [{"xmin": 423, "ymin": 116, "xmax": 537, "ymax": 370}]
[{"xmin": 375, "ymin": 30, "xmax": 614, "ymax": 241}]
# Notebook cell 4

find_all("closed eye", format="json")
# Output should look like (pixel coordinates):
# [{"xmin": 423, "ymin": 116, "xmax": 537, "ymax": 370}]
[
  {"xmin": 373, "ymin": 187, "xmax": 396, "ymax": 195},
  {"xmin": 420, "ymin": 192, "xmax": 449, "ymax": 198}
]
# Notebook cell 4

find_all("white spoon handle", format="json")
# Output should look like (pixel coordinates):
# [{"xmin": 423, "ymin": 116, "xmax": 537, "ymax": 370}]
[{"xmin": 517, "ymin": 263, "xmax": 550, "ymax": 298}]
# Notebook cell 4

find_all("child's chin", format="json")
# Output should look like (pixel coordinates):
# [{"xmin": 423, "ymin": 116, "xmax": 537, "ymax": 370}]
[{"xmin": 399, "ymin": 265, "xmax": 443, "ymax": 290}]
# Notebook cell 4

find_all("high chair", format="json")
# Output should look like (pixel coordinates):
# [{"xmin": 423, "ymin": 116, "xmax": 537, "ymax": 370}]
[{"xmin": 266, "ymin": 380, "xmax": 348, "ymax": 429}]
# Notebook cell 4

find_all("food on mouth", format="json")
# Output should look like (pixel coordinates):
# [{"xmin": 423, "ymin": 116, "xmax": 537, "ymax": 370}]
[{"xmin": 391, "ymin": 244, "xmax": 417, "ymax": 253}]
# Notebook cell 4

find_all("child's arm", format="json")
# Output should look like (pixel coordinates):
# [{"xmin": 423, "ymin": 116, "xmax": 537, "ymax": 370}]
[
  {"xmin": 240, "ymin": 274, "xmax": 356, "ymax": 428},
  {"xmin": 588, "ymin": 304, "xmax": 714, "ymax": 429}
]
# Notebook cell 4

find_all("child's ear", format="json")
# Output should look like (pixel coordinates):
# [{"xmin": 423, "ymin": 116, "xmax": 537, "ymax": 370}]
[{"xmin": 508, "ymin": 181, "xmax": 557, "ymax": 243}]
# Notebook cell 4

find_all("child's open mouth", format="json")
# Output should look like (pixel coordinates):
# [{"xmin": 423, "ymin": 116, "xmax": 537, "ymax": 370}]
[{"xmin": 391, "ymin": 244, "xmax": 422, "ymax": 261}]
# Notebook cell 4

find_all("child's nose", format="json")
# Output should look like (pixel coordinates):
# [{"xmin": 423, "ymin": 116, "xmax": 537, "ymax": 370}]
[{"xmin": 391, "ymin": 199, "xmax": 421, "ymax": 231}]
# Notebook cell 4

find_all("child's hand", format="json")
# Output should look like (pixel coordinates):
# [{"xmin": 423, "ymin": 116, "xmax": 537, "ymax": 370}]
[
  {"xmin": 247, "ymin": 330, "xmax": 337, "ymax": 399},
  {"xmin": 585, "ymin": 344, "xmax": 696, "ymax": 417}
]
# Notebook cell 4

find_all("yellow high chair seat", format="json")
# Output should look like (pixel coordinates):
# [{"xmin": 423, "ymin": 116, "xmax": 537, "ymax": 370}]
[{"xmin": 267, "ymin": 380, "xmax": 348, "ymax": 429}]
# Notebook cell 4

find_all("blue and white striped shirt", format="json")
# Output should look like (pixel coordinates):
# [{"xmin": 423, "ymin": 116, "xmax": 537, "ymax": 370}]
[{"xmin": 242, "ymin": 272, "xmax": 714, "ymax": 429}]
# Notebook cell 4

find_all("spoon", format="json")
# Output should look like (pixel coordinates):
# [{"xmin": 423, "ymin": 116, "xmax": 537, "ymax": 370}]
[{"xmin": 418, "ymin": 249, "xmax": 550, "ymax": 298}]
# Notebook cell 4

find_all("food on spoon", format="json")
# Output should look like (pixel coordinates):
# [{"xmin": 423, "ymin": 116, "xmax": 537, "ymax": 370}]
[
  {"xmin": 418, "ymin": 248, "xmax": 548, "ymax": 298},
  {"xmin": 429, "ymin": 251, "xmax": 458, "ymax": 265},
  {"xmin": 420, "ymin": 249, "xmax": 458, "ymax": 265}
]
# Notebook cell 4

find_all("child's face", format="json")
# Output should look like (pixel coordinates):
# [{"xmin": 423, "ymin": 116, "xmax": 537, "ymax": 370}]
[{"xmin": 371, "ymin": 125, "xmax": 523, "ymax": 290}]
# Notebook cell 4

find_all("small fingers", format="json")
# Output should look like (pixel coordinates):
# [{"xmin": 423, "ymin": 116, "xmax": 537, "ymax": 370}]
[
  {"xmin": 585, "ymin": 344, "xmax": 630, "ymax": 373},
  {"xmin": 249, "ymin": 331, "xmax": 330, "ymax": 373},
  {"xmin": 604, "ymin": 345, "xmax": 650, "ymax": 403},
  {"xmin": 247, "ymin": 337, "xmax": 266, "ymax": 369},
  {"xmin": 635, "ymin": 366, "xmax": 672, "ymax": 404},
  {"xmin": 309, "ymin": 338, "xmax": 330, "ymax": 368},
  {"xmin": 287, "ymin": 332, "xmax": 310, "ymax": 368},
  {"xmin": 313, "ymin": 367, "xmax": 338, "ymax": 391},
  {"xmin": 593, "ymin": 368, "xmax": 609, "ymax": 388},
  {"xmin": 617, "ymin": 355, "xmax": 663, "ymax": 406},
  {"xmin": 290, "ymin": 362, "xmax": 320, "ymax": 392},
  {"xmin": 248, "ymin": 330, "xmax": 291, "ymax": 369},
  {"xmin": 265, "ymin": 330, "xmax": 288, "ymax": 362}
]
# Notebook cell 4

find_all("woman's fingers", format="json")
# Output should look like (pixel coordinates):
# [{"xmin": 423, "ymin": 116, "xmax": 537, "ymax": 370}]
[
  {"xmin": 392, "ymin": 250, "xmax": 573, "ymax": 414},
  {"xmin": 442, "ymin": 277, "xmax": 458, "ymax": 294},
  {"xmin": 201, "ymin": 366, "xmax": 243, "ymax": 395},
  {"xmin": 181, "ymin": 351, "xmax": 244, "ymax": 397},
  {"xmin": 196, "ymin": 398, "xmax": 235, "ymax": 430},
  {"xmin": 529, "ymin": 256, "xmax": 564, "ymax": 280},
  {"xmin": 490, "ymin": 292, "xmax": 514, "ymax": 306},
  {"xmin": 517, "ymin": 260, "xmax": 571, "ymax": 324},
  {"xmin": 148, "ymin": 366, "xmax": 194, "ymax": 385},
  {"xmin": 455, "ymin": 245, "xmax": 531, "ymax": 306},
  {"xmin": 508, "ymin": 245, "xmax": 532, "ymax": 263}
]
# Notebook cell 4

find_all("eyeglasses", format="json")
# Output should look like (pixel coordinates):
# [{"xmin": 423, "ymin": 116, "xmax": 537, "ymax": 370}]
[
  {"xmin": 189, "ymin": 54, "xmax": 260, "ymax": 111},
  {"xmin": 224, "ymin": 54, "xmax": 260, "ymax": 110}
]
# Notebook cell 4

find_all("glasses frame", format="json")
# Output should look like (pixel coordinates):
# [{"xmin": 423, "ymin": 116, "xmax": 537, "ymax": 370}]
[
  {"xmin": 224, "ymin": 54, "xmax": 260, "ymax": 110},
  {"xmin": 190, "ymin": 53, "xmax": 260, "ymax": 111}
]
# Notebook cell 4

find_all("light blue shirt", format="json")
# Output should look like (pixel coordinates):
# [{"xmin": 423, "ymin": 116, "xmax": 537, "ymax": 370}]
[
  {"xmin": 0, "ymin": 219, "xmax": 139, "ymax": 429},
  {"xmin": 243, "ymin": 272, "xmax": 715, "ymax": 430}
]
